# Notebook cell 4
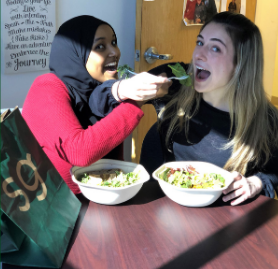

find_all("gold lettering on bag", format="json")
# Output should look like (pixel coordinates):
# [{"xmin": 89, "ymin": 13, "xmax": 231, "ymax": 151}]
[
  {"xmin": 16, "ymin": 153, "xmax": 47, "ymax": 201},
  {"xmin": 2, "ymin": 177, "xmax": 30, "ymax": 211},
  {"xmin": 2, "ymin": 153, "xmax": 47, "ymax": 212}
]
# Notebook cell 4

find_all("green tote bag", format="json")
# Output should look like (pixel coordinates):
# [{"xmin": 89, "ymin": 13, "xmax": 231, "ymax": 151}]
[{"xmin": 1, "ymin": 107, "xmax": 81, "ymax": 268}]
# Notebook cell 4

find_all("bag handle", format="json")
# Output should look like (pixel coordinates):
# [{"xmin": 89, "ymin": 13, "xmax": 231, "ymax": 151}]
[{"xmin": 1, "ymin": 107, "xmax": 19, "ymax": 122}]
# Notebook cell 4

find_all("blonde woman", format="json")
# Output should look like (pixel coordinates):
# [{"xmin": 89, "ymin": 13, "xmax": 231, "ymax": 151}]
[{"xmin": 141, "ymin": 12, "xmax": 278, "ymax": 206}]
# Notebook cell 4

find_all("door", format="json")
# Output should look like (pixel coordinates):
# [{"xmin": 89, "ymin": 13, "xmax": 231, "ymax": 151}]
[{"xmin": 132, "ymin": 0, "xmax": 257, "ymax": 163}]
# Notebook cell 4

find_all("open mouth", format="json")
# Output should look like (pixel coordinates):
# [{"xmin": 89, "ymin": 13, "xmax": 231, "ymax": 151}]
[
  {"xmin": 196, "ymin": 66, "xmax": 211, "ymax": 81},
  {"xmin": 104, "ymin": 61, "xmax": 117, "ymax": 72}
]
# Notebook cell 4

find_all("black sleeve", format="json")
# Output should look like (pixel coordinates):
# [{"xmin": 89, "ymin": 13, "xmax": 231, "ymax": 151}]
[
  {"xmin": 140, "ymin": 122, "xmax": 165, "ymax": 180},
  {"xmin": 88, "ymin": 79, "xmax": 120, "ymax": 118},
  {"xmin": 201, "ymin": 8, "xmax": 207, "ymax": 23},
  {"xmin": 254, "ymin": 148, "xmax": 278, "ymax": 198}
]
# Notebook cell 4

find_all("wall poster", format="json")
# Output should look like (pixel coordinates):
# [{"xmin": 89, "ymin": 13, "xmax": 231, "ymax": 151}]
[
  {"xmin": 3, "ymin": 0, "xmax": 56, "ymax": 74},
  {"xmin": 183, "ymin": 0, "xmax": 221, "ymax": 26}
]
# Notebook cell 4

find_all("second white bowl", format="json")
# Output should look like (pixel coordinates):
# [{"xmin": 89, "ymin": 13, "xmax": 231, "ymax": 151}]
[{"xmin": 152, "ymin": 161, "xmax": 234, "ymax": 207}]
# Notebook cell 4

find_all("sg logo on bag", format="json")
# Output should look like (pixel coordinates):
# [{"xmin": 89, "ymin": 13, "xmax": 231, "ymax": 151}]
[{"xmin": 2, "ymin": 153, "xmax": 47, "ymax": 212}]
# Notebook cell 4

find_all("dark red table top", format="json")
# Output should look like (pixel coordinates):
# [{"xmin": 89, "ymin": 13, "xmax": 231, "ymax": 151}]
[{"xmin": 3, "ymin": 181, "xmax": 278, "ymax": 269}]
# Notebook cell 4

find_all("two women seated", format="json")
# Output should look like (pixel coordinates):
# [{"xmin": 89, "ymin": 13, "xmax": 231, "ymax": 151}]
[{"xmin": 22, "ymin": 12, "xmax": 278, "ymax": 206}]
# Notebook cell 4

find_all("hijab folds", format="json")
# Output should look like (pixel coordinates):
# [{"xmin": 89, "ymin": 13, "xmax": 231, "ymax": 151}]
[{"xmin": 49, "ymin": 15, "xmax": 115, "ymax": 128}]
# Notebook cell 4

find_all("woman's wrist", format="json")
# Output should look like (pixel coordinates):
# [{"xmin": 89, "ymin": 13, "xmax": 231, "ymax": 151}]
[
  {"xmin": 111, "ymin": 80, "xmax": 127, "ymax": 102},
  {"xmin": 111, "ymin": 81, "xmax": 120, "ymax": 101},
  {"xmin": 249, "ymin": 175, "xmax": 263, "ymax": 195}
]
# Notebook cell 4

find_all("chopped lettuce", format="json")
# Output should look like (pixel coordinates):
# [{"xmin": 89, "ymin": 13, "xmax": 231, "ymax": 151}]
[
  {"xmin": 80, "ymin": 170, "xmax": 140, "ymax": 188},
  {"xmin": 158, "ymin": 167, "xmax": 225, "ymax": 189}
]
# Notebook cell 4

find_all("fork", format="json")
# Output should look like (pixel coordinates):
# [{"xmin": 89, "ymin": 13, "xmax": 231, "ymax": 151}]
[
  {"xmin": 168, "ymin": 76, "xmax": 188, "ymax": 80},
  {"xmin": 124, "ymin": 69, "xmax": 137, "ymax": 76},
  {"xmin": 125, "ymin": 69, "xmax": 188, "ymax": 81}
]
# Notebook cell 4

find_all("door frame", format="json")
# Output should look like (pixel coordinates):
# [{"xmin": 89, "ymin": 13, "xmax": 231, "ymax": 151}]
[{"xmin": 131, "ymin": 0, "xmax": 143, "ymax": 163}]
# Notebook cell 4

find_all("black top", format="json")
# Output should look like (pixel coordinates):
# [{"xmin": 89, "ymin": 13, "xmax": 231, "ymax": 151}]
[
  {"xmin": 171, "ymin": 98, "xmax": 233, "ymax": 168},
  {"xmin": 141, "ymin": 62, "xmax": 278, "ymax": 199}
]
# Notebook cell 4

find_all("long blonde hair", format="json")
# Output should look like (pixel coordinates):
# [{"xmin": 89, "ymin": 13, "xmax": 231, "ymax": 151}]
[{"xmin": 159, "ymin": 12, "xmax": 278, "ymax": 175}]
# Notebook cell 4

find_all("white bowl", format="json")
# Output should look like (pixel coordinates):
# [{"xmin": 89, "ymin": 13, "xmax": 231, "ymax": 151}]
[
  {"xmin": 70, "ymin": 159, "xmax": 150, "ymax": 205},
  {"xmin": 152, "ymin": 161, "xmax": 234, "ymax": 207}
]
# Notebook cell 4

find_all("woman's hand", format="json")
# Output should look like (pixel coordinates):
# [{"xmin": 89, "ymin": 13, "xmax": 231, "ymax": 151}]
[
  {"xmin": 155, "ymin": 72, "xmax": 172, "ymax": 98},
  {"xmin": 112, "ymin": 72, "xmax": 171, "ymax": 102},
  {"xmin": 222, "ymin": 172, "xmax": 263, "ymax": 206}
]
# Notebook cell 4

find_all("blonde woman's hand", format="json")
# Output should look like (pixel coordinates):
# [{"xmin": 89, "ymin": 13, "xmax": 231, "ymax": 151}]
[
  {"xmin": 112, "ymin": 72, "xmax": 171, "ymax": 102},
  {"xmin": 222, "ymin": 171, "xmax": 263, "ymax": 206}
]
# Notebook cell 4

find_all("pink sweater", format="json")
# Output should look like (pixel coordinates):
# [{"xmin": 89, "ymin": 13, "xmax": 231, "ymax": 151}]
[{"xmin": 22, "ymin": 73, "xmax": 144, "ymax": 194}]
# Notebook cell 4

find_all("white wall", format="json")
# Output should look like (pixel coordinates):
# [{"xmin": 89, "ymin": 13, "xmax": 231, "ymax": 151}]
[{"xmin": 1, "ymin": 0, "xmax": 137, "ymax": 161}]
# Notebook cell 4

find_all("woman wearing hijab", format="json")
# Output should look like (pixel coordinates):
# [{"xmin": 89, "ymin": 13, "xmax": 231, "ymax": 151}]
[{"xmin": 22, "ymin": 15, "xmax": 170, "ymax": 194}]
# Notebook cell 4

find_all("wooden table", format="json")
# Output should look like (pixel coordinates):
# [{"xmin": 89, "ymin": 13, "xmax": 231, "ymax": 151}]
[{"xmin": 3, "ymin": 181, "xmax": 278, "ymax": 269}]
